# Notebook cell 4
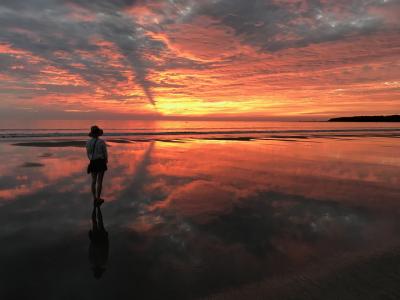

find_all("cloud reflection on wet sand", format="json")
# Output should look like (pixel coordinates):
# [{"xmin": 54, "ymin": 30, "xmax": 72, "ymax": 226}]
[{"xmin": 0, "ymin": 137, "xmax": 400, "ymax": 299}]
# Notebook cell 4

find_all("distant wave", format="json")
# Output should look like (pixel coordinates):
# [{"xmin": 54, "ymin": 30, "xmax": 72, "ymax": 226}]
[{"xmin": 1, "ymin": 128, "xmax": 399, "ymax": 139}]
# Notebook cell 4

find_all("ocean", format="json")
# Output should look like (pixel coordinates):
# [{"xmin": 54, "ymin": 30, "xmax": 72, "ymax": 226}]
[{"xmin": 0, "ymin": 120, "xmax": 399, "ymax": 140}]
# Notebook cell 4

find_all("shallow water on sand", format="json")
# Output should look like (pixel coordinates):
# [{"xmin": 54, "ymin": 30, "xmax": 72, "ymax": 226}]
[{"xmin": 0, "ymin": 136, "xmax": 400, "ymax": 299}]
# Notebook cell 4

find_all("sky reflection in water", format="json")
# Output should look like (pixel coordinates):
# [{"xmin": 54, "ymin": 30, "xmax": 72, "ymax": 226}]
[{"xmin": 0, "ymin": 137, "xmax": 400, "ymax": 299}]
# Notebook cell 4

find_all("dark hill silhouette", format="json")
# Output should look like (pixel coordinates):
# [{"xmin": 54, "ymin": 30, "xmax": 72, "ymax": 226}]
[{"xmin": 329, "ymin": 115, "xmax": 400, "ymax": 122}]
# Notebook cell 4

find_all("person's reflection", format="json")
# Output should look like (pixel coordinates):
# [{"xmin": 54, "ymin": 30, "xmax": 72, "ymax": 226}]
[{"xmin": 89, "ymin": 204, "xmax": 109, "ymax": 279}]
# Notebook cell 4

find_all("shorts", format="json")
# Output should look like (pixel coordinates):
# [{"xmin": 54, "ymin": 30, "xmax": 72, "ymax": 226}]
[{"xmin": 87, "ymin": 159, "xmax": 108, "ymax": 174}]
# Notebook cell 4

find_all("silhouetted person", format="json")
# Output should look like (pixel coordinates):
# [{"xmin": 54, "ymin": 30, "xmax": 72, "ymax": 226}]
[
  {"xmin": 86, "ymin": 125, "xmax": 108, "ymax": 206},
  {"xmin": 89, "ymin": 204, "xmax": 109, "ymax": 279}
]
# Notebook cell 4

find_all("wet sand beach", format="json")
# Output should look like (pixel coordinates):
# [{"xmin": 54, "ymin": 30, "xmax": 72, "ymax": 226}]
[{"xmin": 0, "ymin": 127, "xmax": 400, "ymax": 299}]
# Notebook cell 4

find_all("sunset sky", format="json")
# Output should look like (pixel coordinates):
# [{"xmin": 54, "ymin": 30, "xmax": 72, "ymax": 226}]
[{"xmin": 0, "ymin": 0, "xmax": 399, "ymax": 120}]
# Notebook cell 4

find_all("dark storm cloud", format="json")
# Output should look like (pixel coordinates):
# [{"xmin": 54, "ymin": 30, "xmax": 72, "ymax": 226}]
[
  {"xmin": 0, "ymin": 0, "xmax": 161, "ymax": 105},
  {"xmin": 172, "ymin": 0, "xmax": 394, "ymax": 51},
  {"xmin": 1, "ymin": 0, "xmax": 393, "ymax": 72},
  {"xmin": 145, "ymin": 0, "xmax": 392, "ymax": 51},
  {"xmin": 97, "ymin": 14, "xmax": 159, "ymax": 105}
]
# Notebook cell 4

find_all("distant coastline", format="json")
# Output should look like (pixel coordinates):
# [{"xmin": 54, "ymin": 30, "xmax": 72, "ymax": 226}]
[{"xmin": 328, "ymin": 115, "xmax": 400, "ymax": 122}]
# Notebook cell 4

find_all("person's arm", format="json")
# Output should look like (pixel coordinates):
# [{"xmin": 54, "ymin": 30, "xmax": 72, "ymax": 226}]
[
  {"xmin": 102, "ymin": 141, "xmax": 108, "ymax": 163},
  {"xmin": 86, "ymin": 141, "xmax": 91, "ymax": 160}
]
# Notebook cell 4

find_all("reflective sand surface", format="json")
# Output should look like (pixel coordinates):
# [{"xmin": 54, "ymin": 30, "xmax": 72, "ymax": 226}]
[{"xmin": 0, "ymin": 136, "xmax": 400, "ymax": 299}]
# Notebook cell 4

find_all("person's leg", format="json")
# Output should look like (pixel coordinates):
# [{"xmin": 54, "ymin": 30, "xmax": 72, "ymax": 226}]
[
  {"xmin": 91, "ymin": 205, "xmax": 98, "ymax": 230},
  {"xmin": 97, "ymin": 206, "xmax": 105, "ymax": 232},
  {"xmin": 96, "ymin": 171, "xmax": 105, "ymax": 203},
  {"xmin": 91, "ymin": 172, "xmax": 98, "ymax": 202}
]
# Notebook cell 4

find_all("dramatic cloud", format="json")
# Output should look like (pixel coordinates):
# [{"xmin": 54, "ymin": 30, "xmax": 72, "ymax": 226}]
[{"xmin": 0, "ymin": 0, "xmax": 399, "ymax": 119}]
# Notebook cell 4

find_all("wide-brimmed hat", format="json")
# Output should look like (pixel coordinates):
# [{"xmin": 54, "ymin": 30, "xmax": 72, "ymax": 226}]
[{"xmin": 89, "ymin": 125, "xmax": 103, "ymax": 137}]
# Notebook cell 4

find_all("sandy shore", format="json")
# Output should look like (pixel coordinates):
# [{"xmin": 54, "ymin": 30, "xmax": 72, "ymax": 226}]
[
  {"xmin": 1, "ymin": 136, "xmax": 399, "ymax": 299},
  {"xmin": 13, "ymin": 140, "xmax": 87, "ymax": 147}
]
